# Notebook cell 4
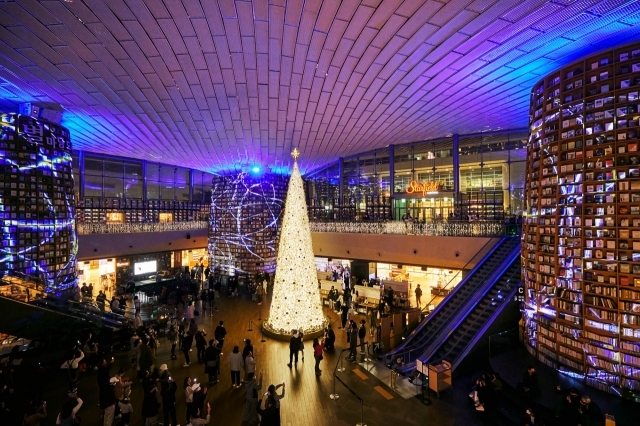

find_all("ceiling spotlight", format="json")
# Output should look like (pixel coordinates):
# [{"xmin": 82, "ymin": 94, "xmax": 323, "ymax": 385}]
[{"xmin": 251, "ymin": 166, "xmax": 260, "ymax": 173}]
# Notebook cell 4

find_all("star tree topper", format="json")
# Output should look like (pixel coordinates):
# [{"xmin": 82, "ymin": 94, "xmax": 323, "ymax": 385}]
[{"xmin": 291, "ymin": 147, "xmax": 300, "ymax": 161}]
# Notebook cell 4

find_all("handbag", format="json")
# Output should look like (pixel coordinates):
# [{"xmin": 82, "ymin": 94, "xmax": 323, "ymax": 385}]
[
  {"xmin": 194, "ymin": 310, "xmax": 200, "ymax": 316},
  {"xmin": 206, "ymin": 359, "xmax": 217, "ymax": 368}
]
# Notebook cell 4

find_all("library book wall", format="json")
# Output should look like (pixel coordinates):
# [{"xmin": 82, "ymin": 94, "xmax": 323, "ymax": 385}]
[{"xmin": 524, "ymin": 42, "xmax": 640, "ymax": 398}]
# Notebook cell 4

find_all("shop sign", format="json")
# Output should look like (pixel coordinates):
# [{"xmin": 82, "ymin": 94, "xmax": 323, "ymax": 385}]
[
  {"xmin": 116, "ymin": 260, "xmax": 130, "ymax": 267},
  {"xmin": 405, "ymin": 180, "xmax": 443, "ymax": 196}
]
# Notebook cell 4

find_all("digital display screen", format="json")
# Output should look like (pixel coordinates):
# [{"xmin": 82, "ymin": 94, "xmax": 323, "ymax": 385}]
[{"xmin": 134, "ymin": 260, "xmax": 157, "ymax": 275}]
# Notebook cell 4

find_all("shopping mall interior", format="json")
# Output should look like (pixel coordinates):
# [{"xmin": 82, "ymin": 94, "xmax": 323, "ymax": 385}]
[{"xmin": 3, "ymin": 1, "xmax": 640, "ymax": 425}]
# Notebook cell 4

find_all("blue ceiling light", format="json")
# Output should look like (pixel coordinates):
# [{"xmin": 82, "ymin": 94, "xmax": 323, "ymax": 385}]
[{"xmin": 251, "ymin": 166, "xmax": 261, "ymax": 174}]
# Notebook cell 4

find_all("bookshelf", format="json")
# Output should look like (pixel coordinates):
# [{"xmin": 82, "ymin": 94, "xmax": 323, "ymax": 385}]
[
  {"xmin": 209, "ymin": 173, "xmax": 288, "ymax": 279},
  {"xmin": 76, "ymin": 198, "xmax": 209, "ymax": 224},
  {"xmin": 0, "ymin": 114, "xmax": 77, "ymax": 290},
  {"xmin": 524, "ymin": 42, "xmax": 640, "ymax": 397}
]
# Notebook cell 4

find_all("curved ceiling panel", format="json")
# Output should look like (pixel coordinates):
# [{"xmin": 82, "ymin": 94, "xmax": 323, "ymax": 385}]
[{"xmin": 0, "ymin": 0, "xmax": 639, "ymax": 173}]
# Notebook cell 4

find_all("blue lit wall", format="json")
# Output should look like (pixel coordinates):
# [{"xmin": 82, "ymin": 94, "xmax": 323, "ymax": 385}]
[
  {"xmin": 0, "ymin": 114, "xmax": 77, "ymax": 290},
  {"xmin": 208, "ymin": 173, "xmax": 288, "ymax": 276}
]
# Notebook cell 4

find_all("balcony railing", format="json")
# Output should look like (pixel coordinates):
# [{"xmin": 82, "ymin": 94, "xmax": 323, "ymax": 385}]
[
  {"xmin": 309, "ymin": 221, "xmax": 512, "ymax": 237},
  {"xmin": 77, "ymin": 221, "xmax": 209, "ymax": 234}
]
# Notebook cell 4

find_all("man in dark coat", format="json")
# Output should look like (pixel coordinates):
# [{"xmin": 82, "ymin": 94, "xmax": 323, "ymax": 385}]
[
  {"xmin": 138, "ymin": 338, "xmax": 155, "ymax": 376},
  {"xmin": 287, "ymin": 330, "xmax": 301, "ymax": 367},
  {"xmin": 204, "ymin": 339, "xmax": 221, "ymax": 385}
]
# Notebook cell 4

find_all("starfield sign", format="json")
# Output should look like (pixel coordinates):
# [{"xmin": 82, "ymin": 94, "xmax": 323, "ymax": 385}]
[{"xmin": 405, "ymin": 181, "xmax": 443, "ymax": 196}]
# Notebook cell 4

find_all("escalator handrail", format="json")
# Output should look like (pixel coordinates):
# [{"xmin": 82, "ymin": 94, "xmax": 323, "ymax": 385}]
[
  {"xmin": 413, "ymin": 244, "xmax": 521, "ymax": 368},
  {"xmin": 434, "ymin": 261, "xmax": 521, "ymax": 371},
  {"xmin": 384, "ymin": 237, "xmax": 516, "ymax": 362},
  {"xmin": 417, "ymin": 236, "xmax": 514, "ymax": 317}
]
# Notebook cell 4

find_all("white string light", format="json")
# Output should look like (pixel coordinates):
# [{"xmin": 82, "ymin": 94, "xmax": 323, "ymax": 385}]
[{"xmin": 264, "ymin": 153, "xmax": 326, "ymax": 335}]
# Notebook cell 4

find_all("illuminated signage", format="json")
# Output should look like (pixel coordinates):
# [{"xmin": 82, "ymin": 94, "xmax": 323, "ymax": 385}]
[
  {"xmin": 116, "ymin": 261, "xmax": 130, "ymax": 267},
  {"xmin": 405, "ymin": 181, "xmax": 443, "ymax": 196}
]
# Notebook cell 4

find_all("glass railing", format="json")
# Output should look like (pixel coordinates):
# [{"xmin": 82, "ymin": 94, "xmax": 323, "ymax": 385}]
[
  {"xmin": 77, "ymin": 221, "xmax": 209, "ymax": 234},
  {"xmin": 309, "ymin": 221, "xmax": 510, "ymax": 237}
]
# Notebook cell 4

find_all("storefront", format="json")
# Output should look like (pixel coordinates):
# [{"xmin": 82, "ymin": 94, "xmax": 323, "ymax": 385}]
[
  {"xmin": 179, "ymin": 248, "xmax": 208, "ymax": 269},
  {"xmin": 314, "ymin": 257, "xmax": 351, "ymax": 280},
  {"xmin": 78, "ymin": 258, "xmax": 117, "ymax": 293}
]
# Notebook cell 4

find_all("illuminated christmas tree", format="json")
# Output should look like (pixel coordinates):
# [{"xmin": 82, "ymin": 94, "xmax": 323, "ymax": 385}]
[{"xmin": 264, "ymin": 148, "xmax": 326, "ymax": 336}]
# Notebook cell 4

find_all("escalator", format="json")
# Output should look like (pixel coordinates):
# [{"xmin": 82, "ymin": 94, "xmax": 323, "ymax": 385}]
[
  {"xmin": 418, "ymin": 257, "xmax": 520, "ymax": 372},
  {"xmin": 384, "ymin": 236, "xmax": 520, "ymax": 370}
]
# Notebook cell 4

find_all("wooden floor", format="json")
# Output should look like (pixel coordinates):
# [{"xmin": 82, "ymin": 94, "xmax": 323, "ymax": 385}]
[{"xmin": 41, "ymin": 287, "xmax": 510, "ymax": 426}]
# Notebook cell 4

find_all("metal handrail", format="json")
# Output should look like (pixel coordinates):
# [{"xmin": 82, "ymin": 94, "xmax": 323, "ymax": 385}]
[
  {"xmin": 309, "ymin": 220, "xmax": 507, "ymax": 237},
  {"xmin": 384, "ymin": 237, "xmax": 507, "ymax": 364},
  {"xmin": 432, "ymin": 260, "xmax": 520, "ymax": 370}
]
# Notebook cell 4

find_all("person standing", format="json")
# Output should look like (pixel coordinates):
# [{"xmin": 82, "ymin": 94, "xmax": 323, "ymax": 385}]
[
  {"xmin": 347, "ymin": 322, "xmax": 358, "ymax": 362},
  {"xmin": 167, "ymin": 320, "xmax": 178, "ymax": 360},
  {"xmin": 195, "ymin": 330, "xmax": 207, "ymax": 364},
  {"xmin": 208, "ymin": 287, "xmax": 216, "ymax": 314},
  {"xmin": 358, "ymin": 320, "xmax": 367, "ymax": 354},
  {"xmin": 23, "ymin": 402, "xmax": 46, "ymax": 426},
  {"xmin": 369, "ymin": 307, "xmax": 377, "ymax": 336},
  {"xmin": 182, "ymin": 330, "xmax": 193, "ymax": 367},
  {"xmin": 99, "ymin": 378, "xmax": 118, "ymax": 426},
  {"xmin": 61, "ymin": 349, "xmax": 84, "ymax": 393},
  {"xmin": 242, "ymin": 339, "xmax": 254, "ymax": 381},
  {"xmin": 298, "ymin": 328, "xmax": 305, "ymax": 361},
  {"xmin": 138, "ymin": 338, "xmax": 154, "ymax": 377},
  {"xmin": 189, "ymin": 403, "xmax": 211, "ymax": 426},
  {"xmin": 183, "ymin": 377, "xmax": 195, "ymax": 425},
  {"xmin": 141, "ymin": 371, "xmax": 160, "ymax": 425},
  {"xmin": 134, "ymin": 312, "xmax": 144, "ymax": 332},
  {"xmin": 55, "ymin": 395, "xmax": 83, "ymax": 426},
  {"xmin": 242, "ymin": 373, "xmax": 262, "ymax": 426},
  {"xmin": 160, "ymin": 376, "xmax": 177, "ymax": 426},
  {"xmin": 313, "ymin": 338, "xmax": 325, "ymax": 375},
  {"xmin": 388, "ymin": 287, "xmax": 394, "ymax": 311},
  {"xmin": 229, "ymin": 346, "xmax": 243, "ymax": 388},
  {"xmin": 287, "ymin": 330, "xmax": 301, "ymax": 367},
  {"xmin": 118, "ymin": 397, "xmax": 133, "ymax": 426},
  {"xmin": 324, "ymin": 325, "xmax": 335, "ymax": 351},
  {"xmin": 214, "ymin": 321, "xmax": 227, "ymax": 353},
  {"xmin": 245, "ymin": 350, "xmax": 257, "ymax": 381},
  {"xmin": 204, "ymin": 339, "xmax": 221, "ymax": 386},
  {"xmin": 415, "ymin": 284, "xmax": 422, "ymax": 308},
  {"xmin": 266, "ymin": 383, "xmax": 285, "ymax": 424}
]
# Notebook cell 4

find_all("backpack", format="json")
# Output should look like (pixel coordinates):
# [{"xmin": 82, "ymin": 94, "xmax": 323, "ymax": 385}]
[{"xmin": 358, "ymin": 325, "xmax": 366, "ymax": 339}]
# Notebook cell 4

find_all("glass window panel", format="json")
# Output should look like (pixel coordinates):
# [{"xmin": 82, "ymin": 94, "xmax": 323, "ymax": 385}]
[
  {"xmin": 175, "ymin": 167, "xmax": 189, "ymax": 185},
  {"xmin": 193, "ymin": 185, "xmax": 204, "ymax": 203},
  {"xmin": 161, "ymin": 183, "xmax": 175, "ymax": 200},
  {"xmin": 146, "ymin": 163, "xmax": 161, "ymax": 181},
  {"xmin": 124, "ymin": 160, "xmax": 142, "ymax": 178},
  {"xmin": 103, "ymin": 159, "xmax": 124, "ymax": 178},
  {"xmin": 175, "ymin": 184, "xmax": 190, "ymax": 200},
  {"xmin": 103, "ymin": 177, "xmax": 124, "ymax": 198},
  {"xmin": 160, "ymin": 166, "xmax": 174, "ymax": 183},
  {"xmin": 146, "ymin": 181, "xmax": 159, "ymax": 200},
  {"xmin": 84, "ymin": 155, "xmax": 102, "ymax": 175},
  {"xmin": 124, "ymin": 176, "xmax": 143, "ymax": 199},
  {"xmin": 84, "ymin": 174, "xmax": 102, "ymax": 197}
]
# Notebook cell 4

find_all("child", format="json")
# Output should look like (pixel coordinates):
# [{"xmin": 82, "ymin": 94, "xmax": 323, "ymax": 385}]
[{"xmin": 118, "ymin": 397, "xmax": 133, "ymax": 426}]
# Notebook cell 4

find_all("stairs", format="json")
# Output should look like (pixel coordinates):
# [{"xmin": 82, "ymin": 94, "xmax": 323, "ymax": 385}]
[{"xmin": 384, "ymin": 237, "xmax": 520, "ymax": 370}]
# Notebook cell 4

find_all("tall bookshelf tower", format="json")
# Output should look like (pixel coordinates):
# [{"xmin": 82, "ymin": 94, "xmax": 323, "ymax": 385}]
[
  {"xmin": 208, "ymin": 172, "xmax": 288, "ymax": 278},
  {"xmin": 524, "ymin": 42, "xmax": 640, "ymax": 398}
]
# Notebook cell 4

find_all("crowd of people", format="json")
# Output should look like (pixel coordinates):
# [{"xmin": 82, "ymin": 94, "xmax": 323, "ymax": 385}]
[
  {"xmin": 41, "ymin": 271, "xmax": 308, "ymax": 426},
  {"xmin": 468, "ymin": 366, "xmax": 606, "ymax": 426}
]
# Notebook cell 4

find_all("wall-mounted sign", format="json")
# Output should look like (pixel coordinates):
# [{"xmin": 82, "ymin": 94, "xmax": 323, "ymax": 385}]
[
  {"xmin": 405, "ymin": 181, "xmax": 443, "ymax": 196},
  {"xmin": 116, "ymin": 260, "xmax": 130, "ymax": 267}
]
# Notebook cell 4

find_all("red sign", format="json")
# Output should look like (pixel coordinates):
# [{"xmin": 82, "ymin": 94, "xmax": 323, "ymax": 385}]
[{"xmin": 405, "ymin": 181, "xmax": 443, "ymax": 196}]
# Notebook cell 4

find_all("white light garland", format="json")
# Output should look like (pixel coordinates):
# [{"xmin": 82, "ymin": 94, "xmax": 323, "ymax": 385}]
[{"xmin": 265, "ymin": 158, "xmax": 326, "ymax": 335}]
